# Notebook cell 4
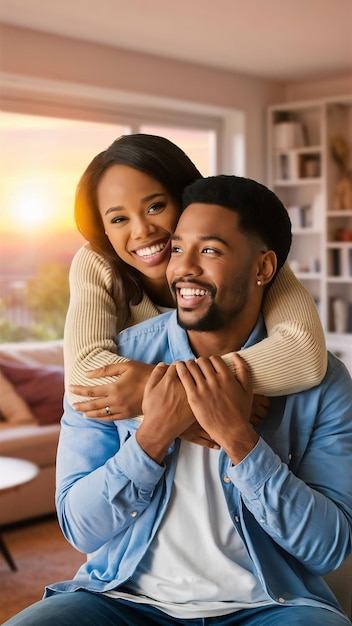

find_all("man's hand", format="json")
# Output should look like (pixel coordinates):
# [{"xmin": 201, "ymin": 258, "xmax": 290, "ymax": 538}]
[
  {"xmin": 137, "ymin": 363, "xmax": 195, "ymax": 463},
  {"xmin": 176, "ymin": 353, "xmax": 259, "ymax": 464},
  {"xmin": 70, "ymin": 361, "xmax": 154, "ymax": 420}
]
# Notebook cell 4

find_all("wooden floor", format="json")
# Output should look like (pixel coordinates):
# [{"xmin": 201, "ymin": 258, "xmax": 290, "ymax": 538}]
[{"xmin": 0, "ymin": 515, "xmax": 83, "ymax": 623}]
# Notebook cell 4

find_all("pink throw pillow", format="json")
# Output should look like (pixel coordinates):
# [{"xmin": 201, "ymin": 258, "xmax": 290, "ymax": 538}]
[{"xmin": 0, "ymin": 360, "xmax": 64, "ymax": 426}]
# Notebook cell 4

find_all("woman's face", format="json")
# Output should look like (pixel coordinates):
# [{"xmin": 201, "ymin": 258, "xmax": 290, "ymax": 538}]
[{"xmin": 97, "ymin": 164, "xmax": 181, "ymax": 281}]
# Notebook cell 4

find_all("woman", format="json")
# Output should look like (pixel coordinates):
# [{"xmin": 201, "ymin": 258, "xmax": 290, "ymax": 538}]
[{"xmin": 64, "ymin": 133, "xmax": 326, "ymax": 422}]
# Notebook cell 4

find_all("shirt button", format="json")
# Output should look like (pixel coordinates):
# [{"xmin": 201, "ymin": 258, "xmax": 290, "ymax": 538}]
[
  {"xmin": 234, "ymin": 516, "xmax": 240, "ymax": 523},
  {"xmin": 223, "ymin": 475, "xmax": 231, "ymax": 483},
  {"xmin": 131, "ymin": 511, "xmax": 137, "ymax": 518},
  {"xmin": 259, "ymin": 518, "xmax": 266, "ymax": 524},
  {"xmin": 288, "ymin": 453, "xmax": 292, "ymax": 461},
  {"xmin": 278, "ymin": 597, "xmax": 285, "ymax": 603}
]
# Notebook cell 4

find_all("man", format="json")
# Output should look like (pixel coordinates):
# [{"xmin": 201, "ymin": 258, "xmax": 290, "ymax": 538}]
[{"xmin": 5, "ymin": 176, "xmax": 352, "ymax": 625}]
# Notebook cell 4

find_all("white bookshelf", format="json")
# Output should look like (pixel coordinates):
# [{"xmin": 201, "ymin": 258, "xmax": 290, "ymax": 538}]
[{"xmin": 268, "ymin": 96, "xmax": 352, "ymax": 375}]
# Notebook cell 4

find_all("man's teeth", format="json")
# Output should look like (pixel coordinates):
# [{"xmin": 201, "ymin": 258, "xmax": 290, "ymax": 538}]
[
  {"xmin": 135, "ymin": 243, "xmax": 166, "ymax": 258},
  {"xmin": 180, "ymin": 288, "xmax": 207, "ymax": 297}
]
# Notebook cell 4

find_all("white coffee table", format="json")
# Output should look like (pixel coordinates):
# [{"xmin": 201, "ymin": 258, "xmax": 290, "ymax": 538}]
[{"xmin": 0, "ymin": 456, "xmax": 39, "ymax": 570}]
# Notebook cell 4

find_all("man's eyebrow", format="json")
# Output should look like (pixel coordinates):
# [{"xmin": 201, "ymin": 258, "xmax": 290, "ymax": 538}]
[
  {"xmin": 104, "ymin": 192, "xmax": 167, "ymax": 216},
  {"xmin": 171, "ymin": 234, "xmax": 229, "ymax": 247}
]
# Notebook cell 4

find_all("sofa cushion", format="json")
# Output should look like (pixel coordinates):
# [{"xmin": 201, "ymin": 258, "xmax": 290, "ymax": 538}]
[
  {"xmin": 0, "ymin": 360, "xmax": 64, "ymax": 426},
  {"xmin": 0, "ymin": 423, "xmax": 60, "ymax": 466}
]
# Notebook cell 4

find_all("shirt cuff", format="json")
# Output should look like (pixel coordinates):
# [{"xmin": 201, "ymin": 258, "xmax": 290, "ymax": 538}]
[
  {"xmin": 113, "ymin": 432, "xmax": 165, "ymax": 491},
  {"xmin": 227, "ymin": 437, "xmax": 282, "ymax": 494}
]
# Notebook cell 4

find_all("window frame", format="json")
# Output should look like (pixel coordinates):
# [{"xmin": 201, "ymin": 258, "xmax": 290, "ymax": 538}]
[{"xmin": 0, "ymin": 73, "xmax": 246, "ymax": 176}]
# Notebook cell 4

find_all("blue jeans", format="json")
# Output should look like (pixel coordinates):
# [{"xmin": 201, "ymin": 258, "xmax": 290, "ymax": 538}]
[{"xmin": 3, "ymin": 592, "xmax": 350, "ymax": 625}]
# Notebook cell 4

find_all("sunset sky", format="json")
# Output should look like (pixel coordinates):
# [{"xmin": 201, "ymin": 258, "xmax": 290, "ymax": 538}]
[{"xmin": 0, "ymin": 112, "xmax": 128, "ymax": 236}]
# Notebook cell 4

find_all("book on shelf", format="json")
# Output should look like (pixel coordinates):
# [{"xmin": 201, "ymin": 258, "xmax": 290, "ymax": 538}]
[
  {"xmin": 287, "ymin": 205, "xmax": 313, "ymax": 229},
  {"xmin": 331, "ymin": 248, "xmax": 352, "ymax": 277}
]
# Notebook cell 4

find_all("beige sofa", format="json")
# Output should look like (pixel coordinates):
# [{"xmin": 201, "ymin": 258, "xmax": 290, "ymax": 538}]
[
  {"xmin": 0, "ymin": 340, "xmax": 350, "ymax": 619},
  {"xmin": 0, "ymin": 340, "xmax": 63, "ymax": 525}
]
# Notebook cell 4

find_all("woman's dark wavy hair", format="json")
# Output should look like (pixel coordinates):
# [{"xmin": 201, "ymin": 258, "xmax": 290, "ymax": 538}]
[{"xmin": 74, "ymin": 134, "xmax": 202, "ymax": 325}]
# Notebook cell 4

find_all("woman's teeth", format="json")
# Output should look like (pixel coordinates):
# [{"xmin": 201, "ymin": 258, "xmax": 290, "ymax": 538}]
[{"xmin": 135, "ymin": 242, "xmax": 166, "ymax": 258}]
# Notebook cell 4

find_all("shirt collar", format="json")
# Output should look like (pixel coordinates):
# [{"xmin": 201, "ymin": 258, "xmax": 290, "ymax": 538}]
[
  {"xmin": 168, "ymin": 311, "xmax": 266, "ymax": 360},
  {"xmin": 241, "ymin": 314, "xmax": 266, "ymax": 350}
]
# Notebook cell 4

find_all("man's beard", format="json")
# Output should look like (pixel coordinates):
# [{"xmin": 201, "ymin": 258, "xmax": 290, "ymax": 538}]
[{"xmin": 176, "ymin": 280, "xmax": 250, "ymax": 332}]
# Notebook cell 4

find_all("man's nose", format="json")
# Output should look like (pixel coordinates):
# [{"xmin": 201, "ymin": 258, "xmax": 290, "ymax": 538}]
[{"xmin": 173, "ymin": 250, "xmax": 201, "ymax": 277}]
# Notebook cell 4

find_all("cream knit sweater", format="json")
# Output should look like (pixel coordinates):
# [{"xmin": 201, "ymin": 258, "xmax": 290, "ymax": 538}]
[{"xmin": 64, "ymin": 245, "xmax": 327, "ymax": 404}]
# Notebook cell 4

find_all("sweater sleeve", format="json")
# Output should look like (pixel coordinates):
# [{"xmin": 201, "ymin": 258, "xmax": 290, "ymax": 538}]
[
  {"xmin": 64, "ymin": 245, "xmax": 158, "ymax": 405},
  {"xmin": 221, "ymin": 262, "xmax": 327, "ymax": 396}
]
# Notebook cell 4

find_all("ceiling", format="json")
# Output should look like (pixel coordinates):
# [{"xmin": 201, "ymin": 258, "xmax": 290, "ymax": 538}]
[{"xmin": 1, "ymin": 0, "xmax": 351, "ymax": 81}]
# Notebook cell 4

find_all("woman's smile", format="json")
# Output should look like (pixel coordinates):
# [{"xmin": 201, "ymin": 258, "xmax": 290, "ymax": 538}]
[{"xmin": 132, "ymin": 237, "xmax": 170, "ymax": 266}]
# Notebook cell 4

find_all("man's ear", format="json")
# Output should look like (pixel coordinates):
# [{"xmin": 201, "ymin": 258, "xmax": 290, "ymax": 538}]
[{"xmin": 256, "ymin": 250, "xmax": 277, "ymax": 286}]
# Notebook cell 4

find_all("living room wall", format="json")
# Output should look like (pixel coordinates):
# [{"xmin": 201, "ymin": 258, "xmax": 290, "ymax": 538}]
[
  {"xmin": 284, "ymin": 75, "xmax": 352, "ymax": 103},
  {"xmin": 1, "ymin": 23, "xmax": 351, "ymax": 181}
]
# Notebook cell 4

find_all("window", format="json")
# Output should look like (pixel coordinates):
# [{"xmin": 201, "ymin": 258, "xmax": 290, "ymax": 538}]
[{"xmin": 0, "ymin": 108, "xmax": 222, "ymax": 342}]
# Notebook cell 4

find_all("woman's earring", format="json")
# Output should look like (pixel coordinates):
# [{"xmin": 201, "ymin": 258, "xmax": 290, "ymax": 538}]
[{"xmin": 256, "ymin": 280, "xmax": 262, "ymax": 286}]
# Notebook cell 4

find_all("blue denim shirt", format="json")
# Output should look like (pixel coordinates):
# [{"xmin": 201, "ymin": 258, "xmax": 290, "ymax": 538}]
[{"xmin": 50, "ymin": 312, "xmax": 352, "ymax": 620}]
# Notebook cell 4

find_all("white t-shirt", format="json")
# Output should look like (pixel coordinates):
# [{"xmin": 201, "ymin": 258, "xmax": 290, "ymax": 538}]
[{"xmin": 105, "ymin": 441, "xmax": 271, "ymax": 618}]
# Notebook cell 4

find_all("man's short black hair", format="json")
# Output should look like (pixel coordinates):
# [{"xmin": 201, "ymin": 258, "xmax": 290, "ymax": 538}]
[{"xmin": 182, "ymin": 175, "xmax": 292, "ymax": 273}]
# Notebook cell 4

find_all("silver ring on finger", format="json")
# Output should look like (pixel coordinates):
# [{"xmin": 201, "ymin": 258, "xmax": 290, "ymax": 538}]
[{"xmin": 105, "ymin": 406, "xmax": 112, "ymax": 416}]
